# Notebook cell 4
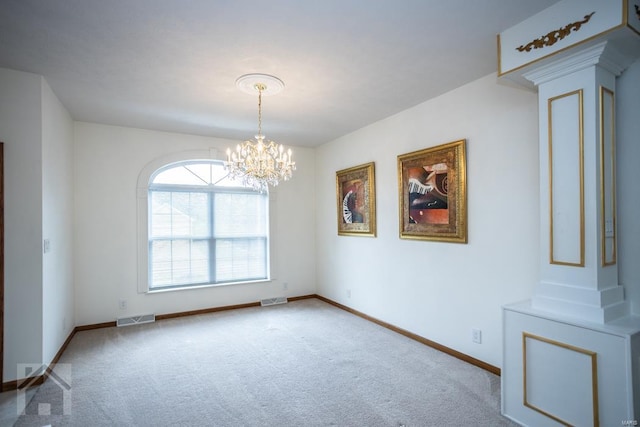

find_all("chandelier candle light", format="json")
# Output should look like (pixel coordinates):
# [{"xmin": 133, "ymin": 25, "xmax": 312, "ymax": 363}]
[{"xmin": 225, "ymin": 74, "xmax": 295, "ymax": 192}]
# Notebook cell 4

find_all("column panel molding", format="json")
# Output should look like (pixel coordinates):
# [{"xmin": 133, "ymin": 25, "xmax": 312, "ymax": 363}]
[
  {"xmin": 599, "ymin": 86, "xmax": 616, "ymax": 266},
  {"xmin": 548, "ymin": 90, "xmax": 585, "ymax": 266},
  {"xmin": 523, "ymin": 332, "xmax": 599, "ymax": 427}
]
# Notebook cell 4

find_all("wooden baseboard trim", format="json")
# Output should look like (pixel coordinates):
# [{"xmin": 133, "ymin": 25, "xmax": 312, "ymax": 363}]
[
  {"xmin": 286, "ymin": 294, "xmax": 317, "ymax": 302},
  {"xmin": 154, "ymin": 295, "xmax": 318, "ymax": 320},
  {"xmin": 75, "ymin": 321, "xmax": 116, "ymax": 331},
  {"xmin": 2, "ymin": 292, "xmax": 496, "ymax": 390},
  {"xmin": 2, "ymin": 296, "xmax": 318, "ymax": 389},
  {"xmin": 2, "ymin": 327, "xmax": 77, "ymax": 392},
  {"xmin": 156, "ymin": 301, "xmax": 261, "ymax": 320},
  {"xmin": 51, "ymin": 328, "xmax": 77, "ymax": 366},
  {"xmin": 314, "ymin": 294, "xmax": 501, "ymax": 376},
  {"xmin": 73, "ymin": 295, "xmax": 318, "ymax": 330},
  {"xmin": 2, "ymin": 375, "xmax": 44, "ymax": 392}
]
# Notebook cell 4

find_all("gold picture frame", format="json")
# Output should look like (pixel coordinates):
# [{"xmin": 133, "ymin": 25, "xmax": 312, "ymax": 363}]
[
  {"xmin": 397, "ymin": 139, "xmax": 467, "ymax": 243},
  {"xmin": 336, "ymin": 162, "xmax": 376, "ymax": 237}
]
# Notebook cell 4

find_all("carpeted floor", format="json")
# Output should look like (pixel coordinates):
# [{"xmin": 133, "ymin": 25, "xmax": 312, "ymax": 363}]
[{"xmin": 14, "ymin": 298, "xmax": 517, "ymax": 426}]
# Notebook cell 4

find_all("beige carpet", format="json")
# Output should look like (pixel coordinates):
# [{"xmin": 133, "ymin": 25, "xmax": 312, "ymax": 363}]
[{"xmin": 14, "ymin": 298, "xmax": 517, "ymax": 426}]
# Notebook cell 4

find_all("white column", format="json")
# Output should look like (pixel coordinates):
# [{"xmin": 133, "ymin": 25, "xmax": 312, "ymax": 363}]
[
  {"xmin": 499, "ymin": 2, "xmax": 640, "ymax": 425},
  {"xmin": 524, "ymin": 42, "xmax": 631, "ymax": 323}
]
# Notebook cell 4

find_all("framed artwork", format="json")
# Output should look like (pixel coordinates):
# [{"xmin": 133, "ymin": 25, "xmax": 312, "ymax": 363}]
[
  {"xmin": 336, "ymin": 162, "xmax": 376, "ymax": 237},
  {"xmin": 397, "ymin": 139, "xmax": 467, "ymax": 243}
]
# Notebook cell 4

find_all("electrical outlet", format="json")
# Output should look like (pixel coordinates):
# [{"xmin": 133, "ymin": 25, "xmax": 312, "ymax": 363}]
[
  {"xmin": 283, "ymin": 282, "xmax": 288, "ymax": 290},
  {"xmin": 119, "ymin": 299, "xmax": 127, "ymax": 310},
  {"xmin": 472, "ymin": 328, "xmax": 482, "ymax": 344},
  {"xmin": 347, "ymin": 289, "xmax": 351, "ymax": 298}
]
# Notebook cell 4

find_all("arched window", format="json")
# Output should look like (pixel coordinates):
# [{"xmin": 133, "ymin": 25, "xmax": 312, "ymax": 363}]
[{"xmin": 138, "ymin": 156, "xmax": 269, "ymax": 292}]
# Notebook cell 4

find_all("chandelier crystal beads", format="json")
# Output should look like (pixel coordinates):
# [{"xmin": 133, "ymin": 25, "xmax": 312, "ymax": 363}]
[{"xmin": 224, "ymin": 74, "xmax": 295, "ymax": 192}]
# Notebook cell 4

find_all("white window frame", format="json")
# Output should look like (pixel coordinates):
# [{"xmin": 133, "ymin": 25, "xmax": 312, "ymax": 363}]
[{"xmin": 136, "ymin": 149, "xmax": 278, "ymax": 293}]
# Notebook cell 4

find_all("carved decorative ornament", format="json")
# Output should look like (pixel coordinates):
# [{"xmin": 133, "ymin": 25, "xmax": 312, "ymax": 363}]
[{"xmin": 516, "ymin": 12, "xmax": 595, "ymax": 52}]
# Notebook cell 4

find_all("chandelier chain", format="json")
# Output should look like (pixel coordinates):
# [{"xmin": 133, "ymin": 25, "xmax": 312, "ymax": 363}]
[{"xmin": 256, "ymin": 83, "xmax": 264, "ymax": 136}]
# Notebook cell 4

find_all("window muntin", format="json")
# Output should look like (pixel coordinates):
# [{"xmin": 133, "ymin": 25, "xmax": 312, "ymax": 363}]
[{"xmin": 148, "ymin": 160, "xmax": 268, "ymax": 290}]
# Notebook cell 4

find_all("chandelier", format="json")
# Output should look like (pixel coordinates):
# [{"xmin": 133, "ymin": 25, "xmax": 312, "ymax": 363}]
[{"xmin": 224, "ymin": 74, "xmax": 296, "ymax": 192}]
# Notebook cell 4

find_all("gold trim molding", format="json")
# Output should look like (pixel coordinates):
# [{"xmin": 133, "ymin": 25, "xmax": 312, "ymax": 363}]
[
  {"xmin": 599, "ymin": 87, "xmax": 617, "ymax": 266},
  {"xmin": 548, "ymin": 90, "xmax": 585, "ymax": 267},
  {"xmin": 516, "ymin": 12, "xmax": 596, "ymax": 52},
  {"xmin": 522, "ymin": 332, "xmax": 599, "ymax": 427}
]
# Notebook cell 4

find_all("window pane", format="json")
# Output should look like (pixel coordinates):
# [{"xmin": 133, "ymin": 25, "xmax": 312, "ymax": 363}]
[
  {"xmin": 150, "ymin": 239, "xmax": 172, "ymax": 287},
  {"xmin": 190, "ymin": 193, "xmax": 210, "ymax": 236},
  {"xmin": 153, "ymin": 165, "xmax": 207, "ymax": 186},
  {"xmin": 150, "ymin": 239, "xmax": 210, "ymax": 288},
  {"xmin": 150, "ymin": 191, "xmax": 172, "ymax": 237},
  {"xmin": 214, "ymin": 193, "xmax": 267, "ymax": 237},
  {"xmin": 216, "ymin": 238, "xmax": 267, "ymax": 282},
  {"xmin": 215, "ymin": 175, "xmax": 244, "ymax": 187},
  {"xmin": 150, "ymin": 191, "xmax": 209, "ymax": 238},
  {"xmin": 146, "ymin": 159, "xmax": 270, "ymax": 290},
  {"xmin": 153, "ymin": 162, "xmax": 231, "ymax": 186},
  {"xmin": 171, "ymin": 193, "xmax": 192, "ymax": 236},
  {"xmin": 184, "ymin": 164, "xmax": 210, "ymax": 184}
]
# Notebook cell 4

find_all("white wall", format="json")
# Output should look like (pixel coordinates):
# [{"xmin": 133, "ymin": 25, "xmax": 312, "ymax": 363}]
[
  {"xmin": 73, "ymin": 122, "xmax": 315, "ymax": 325},
  {"xmin": 4, "ymin": 59, "xmax": 636, "ymax": 380},
  {"xmin": 0, "ymin": 68, "xmax": 44, "ymax": 381},
  {"xmin": 617, "ymin": 59, "xmax": 640, "ymax": 315},
  {"xmin": 41, "ymin": 79, "xmax": 75, "ymax": 365},
  {"xmin": 315, "ymin": 73, "xmax": 540, "ymax": 368}
]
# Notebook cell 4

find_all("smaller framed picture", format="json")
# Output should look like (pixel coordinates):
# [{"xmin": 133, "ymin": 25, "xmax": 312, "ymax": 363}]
[
  {"xmin": 397, "ymin": 139, "xmax": 467, "ymax": 243},
  {"xmin": 336, "ymin": 162, "xmax": 376, "ymax": 237}
]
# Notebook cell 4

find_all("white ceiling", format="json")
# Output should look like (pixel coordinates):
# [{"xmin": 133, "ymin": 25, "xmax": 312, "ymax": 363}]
[{"xmin": 0, "ymin": 0, "xmax": 559, "ymax": 147}]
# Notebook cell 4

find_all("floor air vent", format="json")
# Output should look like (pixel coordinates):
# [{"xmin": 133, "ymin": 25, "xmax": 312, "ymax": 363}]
[
  {"xmin": 260, "ymin": 297, "xmax": 288, "ymax": 307},
  {"xmin": 117, "ymin": 314, "xmax": 156, "ymax": 327}
]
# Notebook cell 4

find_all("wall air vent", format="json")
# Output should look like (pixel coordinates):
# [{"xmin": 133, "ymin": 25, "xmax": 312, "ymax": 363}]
[
  {"xmin": 260, "ymin": 297, "xmax": 288, "ymax": 307},
  {"xmin": 116, "ymin": 314, "xmax": 155, "ymax": 327}
]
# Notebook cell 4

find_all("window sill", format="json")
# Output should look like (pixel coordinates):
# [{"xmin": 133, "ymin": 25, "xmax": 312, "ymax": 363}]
[{"xmin": 146, "ymin": 279, "xmax": 272, "ymax": 294}]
